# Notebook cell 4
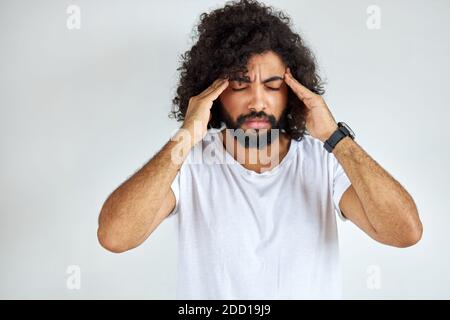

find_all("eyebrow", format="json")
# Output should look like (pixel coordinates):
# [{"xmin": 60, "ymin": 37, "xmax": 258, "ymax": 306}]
[{"xmin": 230, "ymin": 75, "xmax": 284, "ymax": 84}]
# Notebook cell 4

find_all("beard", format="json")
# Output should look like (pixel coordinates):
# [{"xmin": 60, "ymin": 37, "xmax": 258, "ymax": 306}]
[{"xmin": 219, "ymin": 105, "xmax": 288, "ymax": 150}]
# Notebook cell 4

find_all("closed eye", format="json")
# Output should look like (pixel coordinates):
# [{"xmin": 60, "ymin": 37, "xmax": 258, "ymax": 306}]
[{"xmin": 231, "ymin": 87, "xmax": 281, "ymax": 92}]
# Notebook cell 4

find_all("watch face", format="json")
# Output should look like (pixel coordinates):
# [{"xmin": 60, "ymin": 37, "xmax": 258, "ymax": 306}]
[{"xmin": 339, "ymin": 122, "xmax": 355, "ymax": 138}]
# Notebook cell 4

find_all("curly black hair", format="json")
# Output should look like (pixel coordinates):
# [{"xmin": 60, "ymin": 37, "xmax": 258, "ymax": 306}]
[{"xmin": 170, "ymin": 0, "xmax": 325, "ymax": 140}]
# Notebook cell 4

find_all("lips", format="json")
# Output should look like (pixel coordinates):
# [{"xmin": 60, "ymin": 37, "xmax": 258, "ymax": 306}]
[{"xmin": 244, "ymin": 118, "xmax": 270, "ymax": 129}]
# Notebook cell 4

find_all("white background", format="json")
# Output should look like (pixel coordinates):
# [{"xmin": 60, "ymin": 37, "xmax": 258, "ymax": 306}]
[{"xmin": 0, "ymin": 0, "xmax": 449, "ymax": 299}]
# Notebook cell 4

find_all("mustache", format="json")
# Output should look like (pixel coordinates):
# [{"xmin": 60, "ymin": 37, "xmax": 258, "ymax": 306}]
[{"xmin": 236, "ymin": 111, "xmax": 277, "ymax": 127}]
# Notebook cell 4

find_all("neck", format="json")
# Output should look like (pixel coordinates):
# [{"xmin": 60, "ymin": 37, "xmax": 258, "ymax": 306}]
[{"xmin": 221, "ymin": 129, "xmax": 291, "ymax": 174}]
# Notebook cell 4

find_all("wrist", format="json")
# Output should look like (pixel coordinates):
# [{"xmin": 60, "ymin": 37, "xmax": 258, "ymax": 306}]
[
  {"xmin": 175, "ymin": 127, "xmax": 196, "ymax": 149},
  {"xmin": 323, "ymin": 122, "xmax": 355, "ymax": 153},
  {"xmin": 319, "ymin": 125, "xmax": 339, "ymax": 143}
]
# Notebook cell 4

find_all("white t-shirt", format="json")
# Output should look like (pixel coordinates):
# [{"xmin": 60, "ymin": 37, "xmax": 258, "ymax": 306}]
[{"xmin": 167, "ymin": 127, "xmax": 351, "ymax": 299}]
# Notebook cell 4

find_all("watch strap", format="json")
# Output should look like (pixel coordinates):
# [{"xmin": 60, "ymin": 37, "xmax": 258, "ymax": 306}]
[{"xmin": 324, "ymin": 122, "xmax": 355, "ymax": 153}]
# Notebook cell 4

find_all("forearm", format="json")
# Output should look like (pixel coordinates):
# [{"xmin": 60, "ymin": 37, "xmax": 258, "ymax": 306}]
[
  {"xmin": 97, "ymin": 129, "xmax": 192, "ymax": 251},
  {"xmin": 332, "ymin": 137, "xmax": 422, "ymax": 238}
]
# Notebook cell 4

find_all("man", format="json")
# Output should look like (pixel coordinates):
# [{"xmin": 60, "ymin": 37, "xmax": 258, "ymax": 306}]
[{"xmin": 97, "ymin": 0, "xmax": 422, "ymax": 299}]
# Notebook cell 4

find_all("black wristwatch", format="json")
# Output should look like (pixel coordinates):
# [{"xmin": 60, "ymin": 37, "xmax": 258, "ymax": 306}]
[{"xmin": 323, "ymin": 122, "xmax": 355, "ymax": 153}]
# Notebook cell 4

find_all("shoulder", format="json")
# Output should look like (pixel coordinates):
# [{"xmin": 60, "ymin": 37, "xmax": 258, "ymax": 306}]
[
  {"xmin": 295, "ymin": 134, "xmax": 339, "ymax": 169},
  {"xmin": 296, "ymin": 134, "xmax": 327, "ymax": 156}
]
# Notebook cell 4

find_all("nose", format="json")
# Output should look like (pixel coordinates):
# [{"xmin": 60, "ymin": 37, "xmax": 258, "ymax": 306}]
[{"xmin": 247, "ymin": 85, "xmax": 267, "ymax": 112}]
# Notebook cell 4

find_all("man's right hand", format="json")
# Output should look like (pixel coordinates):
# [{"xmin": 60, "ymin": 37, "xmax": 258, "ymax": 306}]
[{"xmin": 181, "ymin": 77, "xmax": 229, "ymax": 146}]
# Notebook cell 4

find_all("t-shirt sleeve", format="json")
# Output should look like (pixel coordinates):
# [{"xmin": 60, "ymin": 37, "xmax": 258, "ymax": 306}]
[
  {"xmin": 167, "ymin": 171, "xmax": 180, "ymax": 217},
  {"xmin": 332, "ymin": 155, "xmax": 352, "ymax": 222}
]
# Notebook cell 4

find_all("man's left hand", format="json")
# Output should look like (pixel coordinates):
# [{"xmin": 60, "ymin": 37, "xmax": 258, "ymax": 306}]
[{"xmin": 284, "ymin": 67, "xmax": 338, "ymax": 142}]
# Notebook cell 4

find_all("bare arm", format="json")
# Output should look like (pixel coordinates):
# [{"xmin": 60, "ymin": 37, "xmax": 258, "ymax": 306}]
[
  {"xmin": 335, "ymin": 137, "xmax": 423, "ymax": 247},
  {"xmin": 283, "ymin": 67, "xmax": 422, "ymax": 247},
  {"xmin": 97, "ymin": 130, "xmax": 192, "ymax": 253},
  {"xmin": 97, "ymin": 77, "xmax": 229, "ymax": 253}
]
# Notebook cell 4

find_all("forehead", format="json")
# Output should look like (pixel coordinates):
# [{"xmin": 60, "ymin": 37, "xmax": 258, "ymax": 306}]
[
  {"xmin": 247, "ymin": 51, "xmax": 285, "ymax": 70},
  {"xmin": 236, "ymin": 51, "xmax": 286, "ymax": 80}
]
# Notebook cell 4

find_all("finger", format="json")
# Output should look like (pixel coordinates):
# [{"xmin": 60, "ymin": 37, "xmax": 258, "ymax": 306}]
[
  {"xmin": 198, "ymin": 78, "xmax": 228, "ymax": 98},
  {"xmin": 284, "ymin": 68, "xmax": 314, "ymax": 100},
  {"xmin": 205, "ymin": 79, "xmax": 229, "ymax": 102},
  {"xmin": 285, "ymin": 68, "xmax": 312, "ymax": 97}
]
